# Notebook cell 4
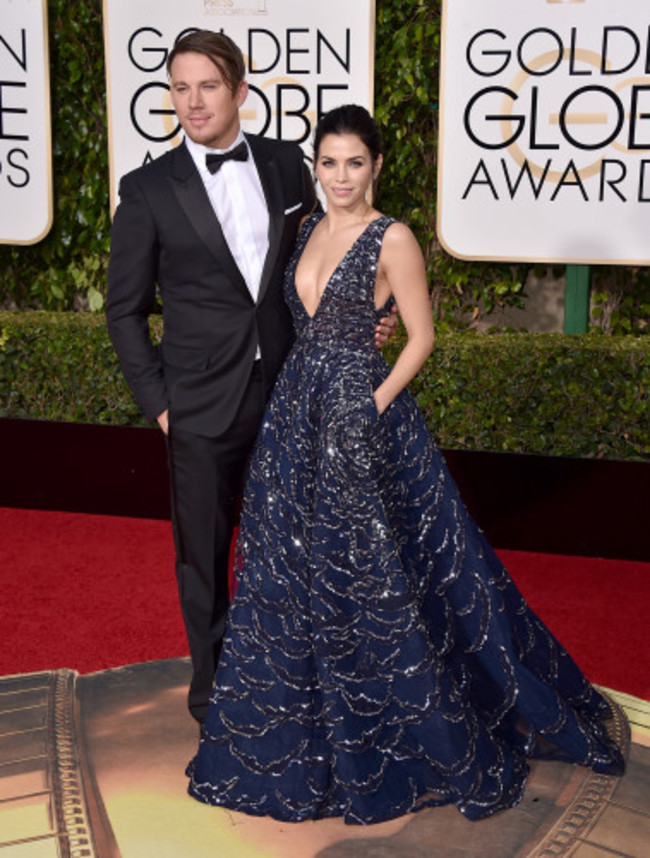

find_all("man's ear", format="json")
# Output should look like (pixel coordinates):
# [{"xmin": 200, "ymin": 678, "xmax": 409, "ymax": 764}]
[{"xmin": 236, "ymin": 80, "xmax": 249, "ymax": 108}]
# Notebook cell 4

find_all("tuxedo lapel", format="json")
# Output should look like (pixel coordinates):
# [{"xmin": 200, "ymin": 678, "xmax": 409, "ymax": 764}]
[
  {"xmin": 247, "ymin": 134, "xmax": 284, "ymax": 305},
  {"xmin": 168, "ymin": 142, "xmax": 249, "ymax": 297}
]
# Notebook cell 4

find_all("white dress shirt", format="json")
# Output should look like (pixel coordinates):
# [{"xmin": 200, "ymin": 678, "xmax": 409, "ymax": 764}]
[{"xmin": 185, "ymin": 131, "xmax": 269, "ymax": 304}]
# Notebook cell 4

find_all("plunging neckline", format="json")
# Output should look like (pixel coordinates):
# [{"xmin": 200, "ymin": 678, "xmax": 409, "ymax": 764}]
[{"xmin": 295, "ymin": 215, "xmax": 386, "ymax": 320}]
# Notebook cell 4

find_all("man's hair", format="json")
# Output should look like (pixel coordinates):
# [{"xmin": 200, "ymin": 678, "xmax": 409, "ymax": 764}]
[{"xmin": 167, "ymin": 30, "xmax": 246, "ymax": 93}]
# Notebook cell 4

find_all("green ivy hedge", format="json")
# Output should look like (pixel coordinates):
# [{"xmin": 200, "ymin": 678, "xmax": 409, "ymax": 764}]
[
  {"xmin": 394, "ymin": 333, "xmax": 649, "ymax": 461},
  {"xmin": 2, "ymin": 312, "xmax": 647, "ymax": 460}
]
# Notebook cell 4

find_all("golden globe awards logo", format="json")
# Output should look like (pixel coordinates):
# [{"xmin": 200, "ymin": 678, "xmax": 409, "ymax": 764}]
[
  {"xmin": 0, "ymin": 0, "xmax": 52, "ymax": 245},
  {"xmin": 462, "ymin": 26, "xmax": 650, "ymax": 203},
  {"xmin": 124, "ymin": 25, "xmax": 352, "ymax": 146},
  {"xmin": 438, "ymin": 0, "xmax": 650, "ymax": 265}
]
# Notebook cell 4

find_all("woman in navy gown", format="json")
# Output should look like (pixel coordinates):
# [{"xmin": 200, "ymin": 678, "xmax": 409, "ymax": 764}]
[{"xmin": 187, "ymin": 105, "xmax": 624, "ymax": 824}]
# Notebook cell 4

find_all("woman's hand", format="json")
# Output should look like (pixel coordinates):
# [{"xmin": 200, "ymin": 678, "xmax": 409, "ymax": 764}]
[{"xmin": 373, "ymin": 390, "xmax": 387, "ymax": 416}]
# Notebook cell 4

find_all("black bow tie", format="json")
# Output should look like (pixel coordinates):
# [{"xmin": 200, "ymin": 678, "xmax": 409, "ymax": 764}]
[{"xmin": 205, "ymin": 141, "xmax": 249, "ymax": 174}]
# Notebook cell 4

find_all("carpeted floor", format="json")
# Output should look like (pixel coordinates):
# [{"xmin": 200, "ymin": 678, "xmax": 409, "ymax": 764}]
[
  {"xmin": 1, "ymin": 507, "xmax": 186, "ymax": 674},
  {"xmin": 1, "ymin": 506, "xmax": 648, "ymax": 700}
]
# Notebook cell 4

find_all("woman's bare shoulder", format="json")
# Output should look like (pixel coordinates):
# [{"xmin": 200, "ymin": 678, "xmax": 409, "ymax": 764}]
[{"xmin": 381, "ymin": 220, "xmax": 422, "ymax": 258}]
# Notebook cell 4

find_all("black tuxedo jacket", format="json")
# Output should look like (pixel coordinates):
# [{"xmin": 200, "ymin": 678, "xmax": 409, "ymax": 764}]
[{"xmin": 106, "ymin": 134, "xmax": 316, "ymax": 437}]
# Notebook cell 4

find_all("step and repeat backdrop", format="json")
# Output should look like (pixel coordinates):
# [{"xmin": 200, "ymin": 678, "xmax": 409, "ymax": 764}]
[
  {"xmin": 2, "ymin": 0, "xmax": 650, "ymax": 266},
  {"xmin": 0, "ymin": 0, "xmax": 374, "ymax": 242}
]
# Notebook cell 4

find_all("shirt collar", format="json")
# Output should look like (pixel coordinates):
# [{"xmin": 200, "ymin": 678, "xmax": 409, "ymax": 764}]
[{"xmin": 185, "ymin": 130, "xmax": 248, "ymax": 175}]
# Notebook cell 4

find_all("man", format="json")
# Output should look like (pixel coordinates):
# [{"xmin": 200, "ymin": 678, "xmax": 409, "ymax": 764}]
[{"xmin": 106, "ymin": 30, "xmax": 392, "ymax": 724}]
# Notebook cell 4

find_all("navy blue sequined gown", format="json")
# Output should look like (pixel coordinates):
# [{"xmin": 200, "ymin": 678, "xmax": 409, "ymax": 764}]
[{"xmin": 188, "ymin": 214, "xmax": 623, "ymax": 823}]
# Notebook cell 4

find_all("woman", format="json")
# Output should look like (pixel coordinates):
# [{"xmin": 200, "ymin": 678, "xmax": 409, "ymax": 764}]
[{"xmin": 188, "ymin": 105, "xmax": 624, "ymax": 824}]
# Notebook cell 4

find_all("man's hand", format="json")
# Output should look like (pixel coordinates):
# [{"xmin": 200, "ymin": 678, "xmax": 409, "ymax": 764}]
[
  {"xmin": 374, "ymin": 303, "xmax": 399, "ymax": 347},
  {"xmin": 157, "ymin": 409, "xmax": 169, "ymax": 435}
]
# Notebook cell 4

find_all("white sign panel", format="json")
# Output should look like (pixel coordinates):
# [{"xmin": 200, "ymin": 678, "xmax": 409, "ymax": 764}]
[
  {"xmin": 104, "ymin": 0, "xmax": 375, "ymax": 212},
  {"xmin": 0, "ymin": 0, "xmax": 52, "ymax": 245},
  {"xmin": 438, "ymin": 0, "xmax": 650, "ymax": 265}
]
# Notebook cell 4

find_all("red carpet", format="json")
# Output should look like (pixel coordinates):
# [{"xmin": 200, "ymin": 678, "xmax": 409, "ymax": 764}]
[
  {"xmin": 1, "ymin": 507, "xmax": 186, "ymax": 675},
  {"xmin": 1, "ymin": 507, "xmax": 648, "ymax": 700}
]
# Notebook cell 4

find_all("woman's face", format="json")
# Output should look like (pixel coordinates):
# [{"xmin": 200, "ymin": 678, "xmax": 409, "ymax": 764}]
[{"xmin": 314, "ymin": 133, "xmax": 381, "ymax": 212}]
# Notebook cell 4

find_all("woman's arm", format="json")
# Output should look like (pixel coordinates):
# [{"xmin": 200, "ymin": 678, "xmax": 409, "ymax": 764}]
[{"xmin": 373, "ymin": 223, "xmax": 434, "ymax": 415}]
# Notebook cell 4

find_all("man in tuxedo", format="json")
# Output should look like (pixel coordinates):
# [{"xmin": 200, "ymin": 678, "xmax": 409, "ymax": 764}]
[{"xmin": 107, "ymin": 30, "xmax": 391, "ymax": 723}]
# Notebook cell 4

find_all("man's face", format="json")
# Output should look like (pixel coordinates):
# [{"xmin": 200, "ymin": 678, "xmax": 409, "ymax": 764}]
[{"xmin": 169, "ymin": 51, "xmax": 247, "ymax": 150}]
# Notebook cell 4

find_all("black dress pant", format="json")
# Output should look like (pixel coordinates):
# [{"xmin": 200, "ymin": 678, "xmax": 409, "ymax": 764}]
[{"xmin": 167, "ymin": 362, "xmax": 265, "ymax": 722}]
